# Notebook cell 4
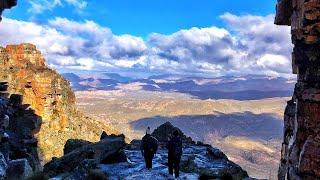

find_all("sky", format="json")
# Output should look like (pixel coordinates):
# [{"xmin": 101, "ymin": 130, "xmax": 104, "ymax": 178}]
[{"xmin": 0, "ymin": 0, "xmax": 293, "ymax": 78}]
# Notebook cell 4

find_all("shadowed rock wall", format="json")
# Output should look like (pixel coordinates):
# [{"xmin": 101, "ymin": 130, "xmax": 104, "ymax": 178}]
[{"xmin": 275, "ymin": 0, "xmax": 320, "ymax": 179}]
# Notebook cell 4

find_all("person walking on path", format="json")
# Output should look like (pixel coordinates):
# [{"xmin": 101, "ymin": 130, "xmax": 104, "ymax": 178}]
[
  {"xmin": 141, "ymin": 127, "xmax": 159, "ymax": 169},
  {"xmin": 167, "ymin": 130, "xmax": 183, "ymax": 178}
]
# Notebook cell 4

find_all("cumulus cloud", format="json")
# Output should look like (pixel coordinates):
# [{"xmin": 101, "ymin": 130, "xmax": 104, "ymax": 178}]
[
  {"xmin": 146, "ymin": 13, "xmax": 292, "ymax": 76},
  {"xmin": 149, "ymin": 27, "xmax": 237, "ymax": 64},
  {"xmin": 220, "ymin": 13, "xmax": 293, "ymax": 75},
  {"xmin": 0, "ymin": 13, "xmax": 293, "ymax": 77},
  {"xmin": 0, "ymin": 17, "xmax": 145, "ymax": 70}
]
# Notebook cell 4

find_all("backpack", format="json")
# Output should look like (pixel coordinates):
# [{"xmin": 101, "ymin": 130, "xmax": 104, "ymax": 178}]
[
  {"xmin": 142, "ymin": 135, "xmax": 158, "ymax": 154},
  {"xmin": 168, "ymin": 136, "xmax": 182, "ymax": 157}
]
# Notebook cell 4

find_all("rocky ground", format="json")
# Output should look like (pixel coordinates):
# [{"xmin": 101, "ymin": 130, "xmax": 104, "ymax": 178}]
[
  {"xmin": 99, "ymin": 149, "xmax": 199, "ymax": 180},
  {"xmin": 100, "ymin": 145, "xmax": 246, "ymax": 180},
  {"xmin": 45, "ymin": 122, "xmax": 249, "ymax": 180}
]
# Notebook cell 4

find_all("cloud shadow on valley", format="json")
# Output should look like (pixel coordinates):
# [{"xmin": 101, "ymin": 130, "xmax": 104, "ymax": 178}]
[{"xmin": 129, "ymin": 111, "xmax": 283, "ymax": 142}]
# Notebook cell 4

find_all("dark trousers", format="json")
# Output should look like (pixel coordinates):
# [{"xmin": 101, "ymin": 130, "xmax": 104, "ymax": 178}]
[
  {"xmin": 168, "ymin": 155, "xmax": 181, "ymax": 178},
  {"xmin": 144, "ymin": 153, "xmax": 154, "ymax": 169},
  {"xmin": 0, "ymin": 139, "xmax": 10, "ymax": 161}
]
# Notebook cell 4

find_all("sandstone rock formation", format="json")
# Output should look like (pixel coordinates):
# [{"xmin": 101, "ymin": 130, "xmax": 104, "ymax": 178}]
[
  {"xmin": 275, "ymin": 0, "xmax": 320, "ymax": 179},
  {"xmin": 0, "ymin": 43, "xmax": 118, "ymax": 162}
]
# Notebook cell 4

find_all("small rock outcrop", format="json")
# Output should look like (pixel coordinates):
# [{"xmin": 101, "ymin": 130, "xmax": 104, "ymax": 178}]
[
  {"xmin": 151, "ymin": 122, "xmax": 194, "ymax": 145},
  {"xmin": 63, "ymin": 139, "xmax": 93, "ymax": 155},
  {"xmin": 44, "ymin": 134, "xmax": 126, "ymax": 179},
  {"xmin": 275, "ymin": 0, "xmax": 320, "ymax": 179},
  {"xmin": 0, "ymin": 43, "xmax": 118, "ymax": 162}
]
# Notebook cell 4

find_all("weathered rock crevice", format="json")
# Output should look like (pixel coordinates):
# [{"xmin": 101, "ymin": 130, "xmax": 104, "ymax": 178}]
[{"xmin": 276, "ymin": 0, "xmax": 320, "ymax": 179}]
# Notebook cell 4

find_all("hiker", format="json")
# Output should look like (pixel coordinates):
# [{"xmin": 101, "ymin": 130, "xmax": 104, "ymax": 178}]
[
  {"xmin": 167, "ymin": 130, "xmax": 183, "ymax": 178},
  {"xmin": 140, "ymin": 127, "xmax": 159, "ymax": 169}
]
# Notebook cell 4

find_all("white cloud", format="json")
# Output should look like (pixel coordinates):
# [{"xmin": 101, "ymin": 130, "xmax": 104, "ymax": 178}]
[
  {"xmin": 220, "ymin": 12, "xmax": 293, "ymax": 75},
  {"xmin": 0, "ymin": 17, "xmax": 147, "ymax": 71},
  {"xmin": 257, "ymin": 54, "xmax": 291, "ymax": 74},
  {"xmin": 0, "ymin": 13, "xmax": 293, "ymax": 77},
  {"xmin": 65, "ymin": 0, "xmax": 87, "ymax": 10}
]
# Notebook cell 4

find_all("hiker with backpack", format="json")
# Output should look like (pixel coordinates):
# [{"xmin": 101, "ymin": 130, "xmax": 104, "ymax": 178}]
[
  {"xmin": 141, "ymin": 127, "xmax": 159, "ymax": 170},
  {"xmin": 167, "ymin": 130, "xmax": 183, "ymax": 178}
]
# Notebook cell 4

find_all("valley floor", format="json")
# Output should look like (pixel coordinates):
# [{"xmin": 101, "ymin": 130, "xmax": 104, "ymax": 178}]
[{"xmin": 76, "ymin": 90, "xmax": 289, "ymax": 179}]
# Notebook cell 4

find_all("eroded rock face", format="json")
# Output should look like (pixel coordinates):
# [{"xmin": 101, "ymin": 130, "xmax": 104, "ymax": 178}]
[
  {"xmin": 0, "ymin": 43, "xmax": 118, "ymax": 162},
  {"xmin": 275, "ymin": 0, "xmax": 320, "ymax": 179}
]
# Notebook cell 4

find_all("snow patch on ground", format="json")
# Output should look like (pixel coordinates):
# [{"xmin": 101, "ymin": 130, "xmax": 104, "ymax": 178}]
[{"xmin": 99, "ymin": 149, "xmax": 199, "ymax": 180}]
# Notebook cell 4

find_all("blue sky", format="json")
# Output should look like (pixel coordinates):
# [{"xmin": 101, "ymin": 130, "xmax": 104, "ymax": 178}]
[
  {"xmin": 0, "ymin": 0, "xmax": 292, "ymax": 78},
  {"xmin": 5, "ymin": 0, "xmax": 277, "ymax": 37}
]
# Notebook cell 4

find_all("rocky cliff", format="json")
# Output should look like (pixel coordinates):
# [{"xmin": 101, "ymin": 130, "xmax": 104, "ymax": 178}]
[
  {"xmin": 275, "ymin": 0, "xmax": 320, "ymax": 179},
  {"xmin": 0, "ymin": 43, "xmax": 118, "ymax": 162},
  {"xmin": 0, "ymin": 89, "xmax": 42, "ymax": 179}
]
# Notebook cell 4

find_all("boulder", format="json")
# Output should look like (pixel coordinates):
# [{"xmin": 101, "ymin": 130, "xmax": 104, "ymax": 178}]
[
  {"xmin": 64, "ymin": 139, "xmax": 93, "ymax": 155},
  {"xmin": 64, "ymin": 134, "xmax": 128, "ymax": 164},
  {"xmin": 180, "ymin": 155, "xmax": 198, "ymax": 173},
  {"xmin": 87, "ymin": 169, "xmax": 108, "ymax": 180},
  {"xmin": 0, "ymin": 82, "xmax": 8, "ymax": 92},
  {"xmin": 127, "ymin": 139, "xmax": 142, "ymax": 150},
  {"xmin": 180, "ymin": 145, "xmax": 248, "ymax": 180},
  {"xmin": 6, "ymin": 159, "xmax": 33, "ymax": 180},
  {"xmin": 207, "ymin": 146, "xmax": 228, "ymax": 160},
  {"xmin": 63, "ymin": 159, "xmax": 98, "ymax": 180},
  {"xmin": 44, "ymin": 135, "xmax": 126, "ymax": 177},
  {"xmin": 101, "ymin": 150, "xmax": 127, "ymax": 164}
]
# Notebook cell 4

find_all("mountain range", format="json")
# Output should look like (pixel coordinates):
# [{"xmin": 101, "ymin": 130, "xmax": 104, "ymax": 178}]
[{"xmin": 63, "ymin": 73, "xmax": 295, "ymax": 100}]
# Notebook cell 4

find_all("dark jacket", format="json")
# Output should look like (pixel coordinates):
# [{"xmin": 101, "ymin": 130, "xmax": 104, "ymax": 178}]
[
  {"xmin": 167, "ymin": 136, "xmax": 182, "ymax": 157},
  {"xmin": 141, "ymin": 134, "xmax": 159, "ymax": 155}
]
